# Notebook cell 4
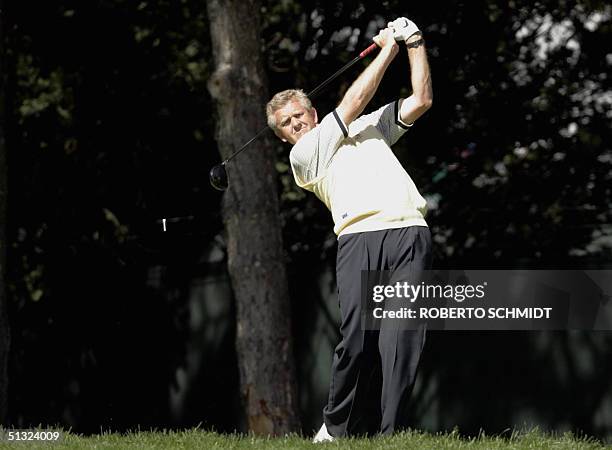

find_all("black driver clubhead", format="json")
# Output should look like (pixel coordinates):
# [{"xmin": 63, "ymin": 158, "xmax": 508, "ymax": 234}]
[{"xmin": 209, "ymin": 164, "xmax": 229, "ymax": 191}]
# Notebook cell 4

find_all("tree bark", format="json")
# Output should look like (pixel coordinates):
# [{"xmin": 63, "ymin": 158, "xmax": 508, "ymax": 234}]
[
  {"xmin": 0, "ymin": 0, "xmax": 10, "ymax": 423},
  {"xmin": 205, "ymin": 0, "xmax": 300, "ymax": 435}
]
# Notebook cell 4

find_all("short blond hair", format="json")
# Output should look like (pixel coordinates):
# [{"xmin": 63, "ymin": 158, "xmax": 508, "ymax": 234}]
[{"xmin": 266, "ymin": 89, "xmax": 312, "ymax": 131}]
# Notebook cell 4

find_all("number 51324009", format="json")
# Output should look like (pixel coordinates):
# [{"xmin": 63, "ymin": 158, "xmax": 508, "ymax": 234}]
[{"xmin": 3, "ymin": 430, "xmax": 63, "ymax": 441}]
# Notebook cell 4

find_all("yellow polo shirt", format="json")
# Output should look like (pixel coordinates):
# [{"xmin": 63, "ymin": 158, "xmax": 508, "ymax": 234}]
[{"xmin": 290, "ymin": 100, "xmax": 428, "ymax": 237}]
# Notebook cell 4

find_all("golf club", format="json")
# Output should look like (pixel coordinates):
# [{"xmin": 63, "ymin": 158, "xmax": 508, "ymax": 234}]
[
  {"xmin": 160, "ymin": 41, "xmax": 379, "ymax": 231},
  {"xmin": 208, "ymin": 42, "xmax": 379, "ymax": 191}
]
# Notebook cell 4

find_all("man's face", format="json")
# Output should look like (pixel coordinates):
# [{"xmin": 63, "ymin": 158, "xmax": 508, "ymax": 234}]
[{"xmin": 273, "ymin": 100, "xmax": 318, "ymax": 145}]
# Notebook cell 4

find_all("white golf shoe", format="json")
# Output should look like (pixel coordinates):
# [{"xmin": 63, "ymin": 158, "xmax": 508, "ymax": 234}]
[{"xmin": 313, "ymin": 423, "xmax": 335, "ymax": 443}]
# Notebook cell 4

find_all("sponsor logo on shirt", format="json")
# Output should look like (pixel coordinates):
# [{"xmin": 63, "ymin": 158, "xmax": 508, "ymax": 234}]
[{"xmin": 341, "ymin": 212, "xmax": 348, "ymax": 219}]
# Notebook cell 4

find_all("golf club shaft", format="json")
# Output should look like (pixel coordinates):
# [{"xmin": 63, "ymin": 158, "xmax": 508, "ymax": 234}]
[
  {"xmin": 224, "ymin": 127, "xmax": 269, "ymax": 164},
  {"xmin": 222, "ymin": 42, "xmax": 379, "ymax": 165},
  {"xmin": 307, "ymin": 43, "xmax": 378, "ymax": 98}
]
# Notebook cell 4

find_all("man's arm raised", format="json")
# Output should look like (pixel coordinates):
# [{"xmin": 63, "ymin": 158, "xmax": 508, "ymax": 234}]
[
  {"xmin": 336, "ymin": 28, "xmax": 398, "ymax": 127},
  {"xmin": 399, "ymin": 32, "xmax": 433, "ymax": 125}
]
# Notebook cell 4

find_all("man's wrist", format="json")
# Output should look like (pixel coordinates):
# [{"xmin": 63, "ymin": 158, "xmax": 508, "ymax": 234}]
[
  {"xmin": 405, "ymin": 34, "xmax": 425, "ymax": 49},
  {"xmin": 405, "ymin": 32, "xmax": 423, "ymax": 45},
  {"xmin": 381, "ymin": 43, "xmax": 399, "ymax": 56}
]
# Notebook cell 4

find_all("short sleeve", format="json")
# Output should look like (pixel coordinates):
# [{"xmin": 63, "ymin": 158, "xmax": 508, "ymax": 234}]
[
  {"xmin": 354, "ymin": 100, "xmax": 412, "ymax": 146},
  {"xmin": 289, "ymin": 110, "xmax": 348, "ymax": 188}
]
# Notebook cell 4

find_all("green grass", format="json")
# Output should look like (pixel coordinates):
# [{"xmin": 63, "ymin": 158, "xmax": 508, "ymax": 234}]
[{"xmin": 0, "ymin": 428, "xmax": 609, "ymax": 449}]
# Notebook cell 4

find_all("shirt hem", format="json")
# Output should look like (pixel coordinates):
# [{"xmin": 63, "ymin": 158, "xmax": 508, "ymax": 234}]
[{"xmin": 337, "ymin": 218, "xmax": 428, "ymax": 237}]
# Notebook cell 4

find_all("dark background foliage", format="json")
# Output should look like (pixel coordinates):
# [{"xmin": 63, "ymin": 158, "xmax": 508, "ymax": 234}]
[{"xmin": 4, "ymin": 0, "xmax": 611, "ymax": 440}]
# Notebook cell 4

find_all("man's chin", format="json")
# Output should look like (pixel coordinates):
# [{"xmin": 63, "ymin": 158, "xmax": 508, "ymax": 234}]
[{"xmin": 293, "ymin": 130, "xmax": 308, "ymax": 143}]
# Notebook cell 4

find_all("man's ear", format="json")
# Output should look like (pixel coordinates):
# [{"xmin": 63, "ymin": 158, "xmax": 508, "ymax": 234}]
[{"xmin": 312, "ymin": 107, "xmax": 318, "ymax": 124}]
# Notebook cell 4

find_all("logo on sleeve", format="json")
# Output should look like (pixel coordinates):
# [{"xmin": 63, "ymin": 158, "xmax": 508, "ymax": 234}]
[{"xmin": 341, "ymin": 212, "xmax": 348, "ymax": 219}]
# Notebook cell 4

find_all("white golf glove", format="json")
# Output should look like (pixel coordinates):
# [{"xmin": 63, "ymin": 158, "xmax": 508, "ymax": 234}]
[{"xmin": 387, "ymin": 17, "xmax": 420, "ymax": 42}]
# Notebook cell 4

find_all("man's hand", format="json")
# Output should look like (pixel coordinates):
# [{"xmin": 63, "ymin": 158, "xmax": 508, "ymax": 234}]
[
  {"xmin": 373, "ymin": 27, "xmax": 399, "ymax": 52},
  {"xmin": 387, "ymin": 17, "xmax": 420, "ymax": 42}
]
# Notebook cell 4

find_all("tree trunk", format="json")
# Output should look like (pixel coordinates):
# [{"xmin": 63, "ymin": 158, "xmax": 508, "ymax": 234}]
[
  {"xmin": 0, "ymin": 0, "xmax": 10, "ymax": 423},
  {"xmin": 205, "ymin": 0, "xmax": 300, "ymax": 435}
]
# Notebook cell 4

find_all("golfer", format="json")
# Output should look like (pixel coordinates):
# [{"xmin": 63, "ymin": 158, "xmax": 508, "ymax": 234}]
[{"xmin": 266, "ymin": 17, "xmax": 432, "ymax": 441}]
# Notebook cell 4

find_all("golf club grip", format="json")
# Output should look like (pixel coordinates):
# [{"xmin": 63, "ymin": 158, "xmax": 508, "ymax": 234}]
[{"xmin": 359, "ymin": 43, "xmax": 378, "ymax": 58}]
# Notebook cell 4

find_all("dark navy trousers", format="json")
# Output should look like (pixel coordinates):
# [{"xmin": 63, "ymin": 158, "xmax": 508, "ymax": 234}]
[{"xmin": 323, "ymin": 226, "xmax": 432, "ymax": 436}]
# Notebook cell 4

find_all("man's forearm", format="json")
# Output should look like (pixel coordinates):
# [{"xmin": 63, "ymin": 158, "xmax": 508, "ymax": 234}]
[
  {"xmin": 407, "ymin": 34, "xmax": 432, "ymax": 104},
  {"xmin": 337, "ymin": 45, "xmax": 398, "ymax": 125},
  {"xmin": 400, "ymin": 34, "xmax": 432, "ymax": 123}
]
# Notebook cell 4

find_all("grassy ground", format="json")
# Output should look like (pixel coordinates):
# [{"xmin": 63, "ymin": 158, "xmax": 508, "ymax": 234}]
[{"xmin": 0, "ymin": 428, "xmax": 609, "ymax": 449}]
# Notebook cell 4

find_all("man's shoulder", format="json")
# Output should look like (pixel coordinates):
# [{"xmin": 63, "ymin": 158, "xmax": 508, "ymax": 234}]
[
  {"xmin": 349, "ymin": 115, "xmax": 371, "ymax": 137},
  {"xmin": 291, "ymin": 109, "xmax": 350, "ymax": 157},
  {"xmin": 290, "ymin": 126, "xmax": 320, "ymax": 164},
  {"xmin": 292, "ymin": 126, "xmax": 320, "ymax": 149}
]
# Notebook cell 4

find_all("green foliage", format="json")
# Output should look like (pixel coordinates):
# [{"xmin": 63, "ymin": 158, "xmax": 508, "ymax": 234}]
[
  {"xmin": 414, "ymin": 0, "xmax": 612, "ymax": 266},
  {"xmin": 16, "ymin": 56, "xmax": 72, "ymax": 123},
  {"xmin": 6, "ymin": 0, "xmax": 221, "ymax": 432}
]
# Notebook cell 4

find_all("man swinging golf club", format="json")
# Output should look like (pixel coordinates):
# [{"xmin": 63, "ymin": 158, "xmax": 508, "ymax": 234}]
[{"xmin": 266, "ymin": 17, "xmax": 432, "ymax": 441}]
